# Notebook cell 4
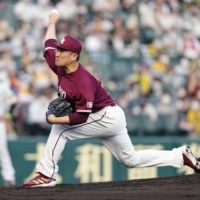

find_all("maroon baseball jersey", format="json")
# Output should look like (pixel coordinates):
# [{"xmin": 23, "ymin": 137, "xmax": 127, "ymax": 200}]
[{"xmin": 44, "ymin": 39, "xmax": 115, "ymax": 124}]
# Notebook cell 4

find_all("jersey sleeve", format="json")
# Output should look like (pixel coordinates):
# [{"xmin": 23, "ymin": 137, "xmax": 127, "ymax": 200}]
[
  {"xmin": 43, "ymin": 39, "xmax": 58, "ymax": 74},
  {"xmin": 68, "ymin": 112, "xmax": 89, "ymax": 125}
]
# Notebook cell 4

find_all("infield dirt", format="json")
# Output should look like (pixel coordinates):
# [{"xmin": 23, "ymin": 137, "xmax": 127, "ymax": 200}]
[{"xmin": 0, "ymin": 174, "xmax": 199, "ymax": 200}]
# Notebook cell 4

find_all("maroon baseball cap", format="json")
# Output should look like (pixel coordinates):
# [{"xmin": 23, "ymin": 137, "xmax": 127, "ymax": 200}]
[{"xmin": 56, "ymin": 35, "xmax": 82, "ymax": 54}]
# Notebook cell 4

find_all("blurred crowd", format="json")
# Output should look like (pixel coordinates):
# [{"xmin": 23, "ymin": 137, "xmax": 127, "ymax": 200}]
[{"xmin": 1, "ymin": 0, "xmax": 200, "ymax": 137}]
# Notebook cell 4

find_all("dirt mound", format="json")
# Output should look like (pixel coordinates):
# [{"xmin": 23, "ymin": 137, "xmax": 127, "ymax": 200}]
[{"xmin": 0, "ymin": 174, "xmax": 199, "ymax": 200}]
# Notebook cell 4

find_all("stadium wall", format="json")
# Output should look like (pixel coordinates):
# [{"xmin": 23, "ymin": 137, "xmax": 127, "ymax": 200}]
[{"xmin": 1, "ymin": 136, "xmax": 200, "ymax": 185}]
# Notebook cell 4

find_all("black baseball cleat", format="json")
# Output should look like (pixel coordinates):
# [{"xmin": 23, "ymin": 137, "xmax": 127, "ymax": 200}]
[{"xmin": 182, "ymin": 146, "xmax": 200, "ymax": 173}]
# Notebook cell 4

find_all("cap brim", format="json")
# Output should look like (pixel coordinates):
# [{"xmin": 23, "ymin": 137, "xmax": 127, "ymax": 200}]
[
  {"xmin": 54, "ymin": 42, "xmax": 80, "ymax": 54},
  {"xmin": 55, "ymin": 43, "xmax": 70, "ymax": 51}
]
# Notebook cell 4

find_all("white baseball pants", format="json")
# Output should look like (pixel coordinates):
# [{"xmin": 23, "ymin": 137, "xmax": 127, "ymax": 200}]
[
  {"xmin": 0, "ymin": 122, "xmax": 15, "ymax": 182},
  {"xmin": 37, "ymin": 105, "xmax": 184, "ymax": 179}
]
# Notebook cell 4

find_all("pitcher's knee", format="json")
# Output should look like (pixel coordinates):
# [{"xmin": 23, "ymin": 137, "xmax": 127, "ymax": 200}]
[
  {"xmin": 118, "ymin": 146, "xmax": 137, "ymax": 168},
  {"xmin": 120, "ymin": 156, "xmax": 137, "ymax": 168}
]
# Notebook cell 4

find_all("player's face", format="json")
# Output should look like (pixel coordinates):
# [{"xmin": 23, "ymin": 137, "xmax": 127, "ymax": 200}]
[{"xmin": 55, "ymin": 48, "xmax": 78, "ymax": 67}]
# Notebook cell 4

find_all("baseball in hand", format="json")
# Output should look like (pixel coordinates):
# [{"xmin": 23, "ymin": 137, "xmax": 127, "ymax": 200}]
[
  {"xmin": 49, "ymin": 9, "xmax": 60, "ymax": 23},
  {"xmin": 50, "ymin": 9, "xmax": 59, "ymax": 15}
]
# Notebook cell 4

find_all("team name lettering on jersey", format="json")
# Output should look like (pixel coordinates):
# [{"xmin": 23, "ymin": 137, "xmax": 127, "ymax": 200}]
[{"xmin": 57, "ymin": 85, "xmax": 66, "ymax": 98}]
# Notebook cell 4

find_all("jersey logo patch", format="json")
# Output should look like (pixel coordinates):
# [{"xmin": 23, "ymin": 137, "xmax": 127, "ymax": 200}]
[
  {"xmin": 87, "ymin": 102, "xmax": 93, "ymax": 108},
  {"xmin": 61, "ymin": 38, "xmax": 65, "ymax": 44}
]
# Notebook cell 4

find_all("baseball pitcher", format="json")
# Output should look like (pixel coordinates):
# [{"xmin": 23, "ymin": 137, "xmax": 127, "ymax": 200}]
[{"xmin": 23, "ymin": 9, "xmax": 200, "ymax": 187}]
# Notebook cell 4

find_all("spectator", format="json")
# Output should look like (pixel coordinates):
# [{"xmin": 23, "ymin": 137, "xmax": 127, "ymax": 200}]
[
  {"xmin": 1, "ymin": 0, "xmax": 200, "ymax": 136},
  {"xmin": 177, "ymin": 29, "xmax": 200, "ymax": 61},
  {"xmin": 13, "ymin": 0, "xmax": 36, "ymax": 23},
  {"xmin": 56, "ymin": 0, "xmax": 78, "ymax": 20},
  {"xmin": 181, "ymin": 99, "xmax": 200, "ymax": 137},
  {"xmin": 25, "ymin": 85, "xmax": 56, "ymax": 136}
]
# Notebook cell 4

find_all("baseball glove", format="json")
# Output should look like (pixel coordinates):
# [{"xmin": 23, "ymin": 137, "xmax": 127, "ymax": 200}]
[{"xmin": 46, "ymin": 97, "xmax": 74, "ymax": 117}]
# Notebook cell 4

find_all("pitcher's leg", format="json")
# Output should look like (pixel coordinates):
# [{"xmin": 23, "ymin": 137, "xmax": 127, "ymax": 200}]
[
  {"xmin": 36, "ymin": 125, "xmax": 67, "ymax": 178},
  {"xmin": 101, "ymin": 132, "xmax": 184, "ymax": 168}
]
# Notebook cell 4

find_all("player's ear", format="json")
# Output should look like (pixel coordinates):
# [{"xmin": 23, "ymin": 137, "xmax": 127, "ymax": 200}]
[{"xmin": 72, "ymin": 52, "xmax": 79, "ymax": 61}]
